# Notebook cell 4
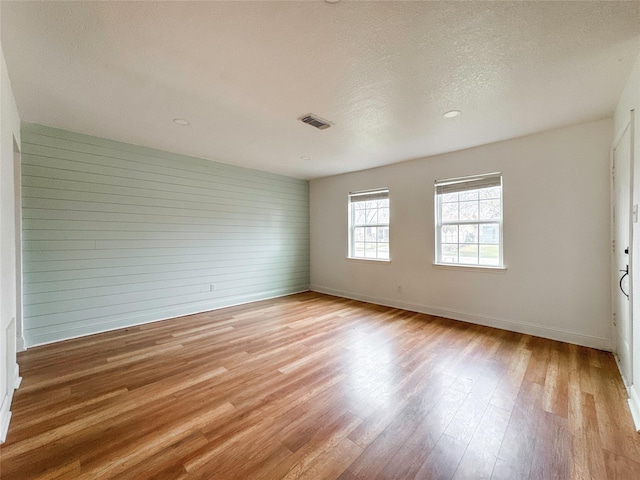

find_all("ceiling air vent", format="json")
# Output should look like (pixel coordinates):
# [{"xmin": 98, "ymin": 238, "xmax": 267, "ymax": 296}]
[{"xmin": 299, "ymin": 114, "xmax": 332, "ymax": 130}]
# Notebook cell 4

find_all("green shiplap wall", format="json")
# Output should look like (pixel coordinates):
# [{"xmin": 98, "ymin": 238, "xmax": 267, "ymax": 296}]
[{"xmin": 21, "ymin": 123, "xmax": 309, "ymax": 346}]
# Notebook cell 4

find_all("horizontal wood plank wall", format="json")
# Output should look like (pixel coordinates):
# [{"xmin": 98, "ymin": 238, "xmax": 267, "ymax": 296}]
[{"xmin": 20, "ymin": 123, "xmax": 309, "ymax": 346}]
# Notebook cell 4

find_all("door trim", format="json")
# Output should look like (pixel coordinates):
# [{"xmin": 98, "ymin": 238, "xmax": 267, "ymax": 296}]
[{"xmin": 611, "ymin": 110, "xmax": 635, "ymax": 386}]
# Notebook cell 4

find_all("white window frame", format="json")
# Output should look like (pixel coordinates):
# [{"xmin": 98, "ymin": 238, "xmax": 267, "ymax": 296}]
[
  {"xmin": 434, "ymin": 173, "xmax": 504, "ymax": 268},
  {"xmin": 348, "ymin": 188, "xmax": 390, "ymax": 261}
]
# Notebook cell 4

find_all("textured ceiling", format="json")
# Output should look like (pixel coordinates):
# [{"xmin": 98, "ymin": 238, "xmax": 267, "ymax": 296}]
[{"xmin": 2, "ymin": 1, "xmax": 639, "ymax": 179}]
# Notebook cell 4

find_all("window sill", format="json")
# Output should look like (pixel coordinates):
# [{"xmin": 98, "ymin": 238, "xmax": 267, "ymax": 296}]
[
  {"xmin": 433, "ymin": 263, "xmax": 507, "ymax": 273},
  {"xmin": 347, "ymin": 257, "xmax": 391, "ymax": 263}
]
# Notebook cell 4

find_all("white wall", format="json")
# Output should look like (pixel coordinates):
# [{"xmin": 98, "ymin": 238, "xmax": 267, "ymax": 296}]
[
  {"xmin": 311, "ymin": 119, "xmax": 612, "ymax": 350},
  {"xmin": 0, "ymin": 43, "xmax": 21, "ymax": 442},
  {"xmin": 616, "ymin": 52, "xmax": 640, "ymax": 430},
  {"xmin": 21, "ymin": 124, "xmax": 309, "ymax": 347}
]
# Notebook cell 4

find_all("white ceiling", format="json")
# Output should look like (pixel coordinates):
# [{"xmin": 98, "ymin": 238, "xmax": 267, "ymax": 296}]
[{"xmin": 2, "ymin": 1, "xmax": 639, "ymax": 180}]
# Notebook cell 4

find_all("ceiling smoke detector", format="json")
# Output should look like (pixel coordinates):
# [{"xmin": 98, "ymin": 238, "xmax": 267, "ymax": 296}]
[{"xmin": 299, "ymin": 114, "xmax": 332, "ymax": 130}]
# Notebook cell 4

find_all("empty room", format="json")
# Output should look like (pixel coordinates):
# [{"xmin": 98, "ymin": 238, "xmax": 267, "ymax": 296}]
[{"xmin": 1, "ymin": 1, "xmax": 640, "ymax": 479}]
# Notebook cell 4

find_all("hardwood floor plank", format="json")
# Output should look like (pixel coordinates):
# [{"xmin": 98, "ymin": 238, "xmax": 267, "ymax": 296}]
[
  {"xmin": 528, "ymin": 410, "xmax": 569, "ymax": 480},
  {"xmin": 78, "ymin": 402, "xmax": 236, "ymax": 479},
  {"xmin": 1, "ymin": 292, "xmax": 638, "ymax": 479},
  {"xmin": 278, "ymin": 412, "xmax": 362, "ymax": 480},
  {"xmin": 443, "ymin": 376, "xmax": 496, "ymax": 444},
  {"xmin": 344, "ymin": 392, "xmax": 447, "ymax": 478},
  {"xmin": 451, "ymin": 404, "xmax": 511, "ymax": 480},
  {"xmin": 542, "ymin": 349, "xmax": 569, "ymax": 418},
  {"xmin": 115, "ymin": 431, "xmax": 208, "ymax": 480},
  {"xmin": 488, "ymin": 346, "xmax": 532, "ymax": 412},
  {"xmin": 491, "ymin": 380, "xmax": 544, "ymax": 479},
  {"xmin": 568, "ymin": 378, "xmax": 608, "ymax": 479},
  {"xmin": 291, "ymin": 437, "xmax": 363, "ymax": 480},
  {"xmin": 603, "ymin": 448, "xmax": 640, "ymax": 479},
  {"xmin": 379, "ymin": 386, "xmax": 471, "ymax": 479},
  {"xmin": 414, "ymin": 433, "xmax": 468, "ymax": 480}
]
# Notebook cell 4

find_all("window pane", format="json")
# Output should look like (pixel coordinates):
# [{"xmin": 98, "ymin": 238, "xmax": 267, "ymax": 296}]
[
  {"xmin": 479, "ymin": 199, "xmax": 500, "ymax": 220},
  {"xmin": 441, "ymin": 192, "xmax": 458, "ymax": 203},
  {"xmin": 441, "ymin": 202, "xmax": 458, "ymax": 222},
  {"xmin": 459, "ymin": 224, "xmax": 478, "ymax": 244},
  {"xmin": 441, "ymin": 225, "xmax": 458, "ymax": 243},
  {"xmin": 435, "ymin": 176, "xmax": 502, "ymax": 267},
  {"xmin": 365, "ymin": 243, "xmax": 377, "ymax": 258},
  {"xmin": 378, "ymin": 207, "xmax": 389, "ymax": 224},
  {"xmin": 479, "ymin": 224, "xmax": 499, "ymax": 244},
  {"xmin": 350, "ymin": 188, "xmax": 390, "ymax": 261},
  {"xmin": 479, "ymin": 245, "xmax": 499, "ymax": 265},
  {"xmin": 441, "ymin": 244, "xmax": 458, "ymax": 263},
  {"xmin": 459, "ymin": 244, "xmax": 479, "ymax": 264},
  {"xmin": 366, "ymin": 209, "xmax": 378, "ymax": 224},
  {"xmin": 479, "ymin": 186, "xmax": 501, "ymax": 199},
  {"xmin": 459, "ymin": 190, "xmax": 479, "ymax": 201},
  {"xmin": 459, "ymin": 201, "xmax": 478, "ymax": 221}
]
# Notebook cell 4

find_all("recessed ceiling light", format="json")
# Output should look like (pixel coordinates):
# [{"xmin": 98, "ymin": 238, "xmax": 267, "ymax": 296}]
[
  {"xmin": 300, "ymin": 156, "xmax": 311, "ymax": 161},
  {"xmin": 173, "ymin": 118, "xmax": 190, "ymax": 126},
  {"xmin": 443, "ymin": 110, "xmax": 461, "ymax": 119},
  {"xmin": 324, "ymin": 0, "xmax": 341, "ymax": 4}
]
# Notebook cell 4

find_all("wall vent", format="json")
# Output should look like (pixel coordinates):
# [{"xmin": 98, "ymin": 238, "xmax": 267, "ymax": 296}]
[{"xmin": 299, "ymin": 114, "xmax": 332, "ymax": 130}]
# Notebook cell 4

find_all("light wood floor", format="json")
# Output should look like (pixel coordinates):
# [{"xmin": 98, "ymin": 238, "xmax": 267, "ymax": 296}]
[{"xmin": 1, "ymin": 292, "xmax": 639, "ymax": 479}]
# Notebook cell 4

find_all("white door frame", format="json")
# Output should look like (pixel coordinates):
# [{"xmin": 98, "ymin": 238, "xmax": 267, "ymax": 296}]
[
  {"xmin": 611, "ymin": 110, "xmax": 635, "ymax": 386},
  {"xmin": 13, "ymin": 136, "xmax": 24, "ymax": 352}
]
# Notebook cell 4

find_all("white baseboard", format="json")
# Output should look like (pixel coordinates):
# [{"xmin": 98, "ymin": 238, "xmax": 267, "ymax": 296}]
[
  {"xmin": 0, "ymin": 407, "xmax": 12, "ymax": 444},
  {"xmin": 311, "ymin": 285, "xmax": 612, "ymax": 351},
  {"xmin": 13, "ymin": 363, "xmax": 22, "ymax": 390},
  {"xmin": 613, "ymin": 352, "xmax": 630, "ymax": 387},
  {"xmin": 17, "ymin": 335, "xmax": 26, "ymax": 352},
  {"xmin": 628, "ymin": 386, "xmax": 640, "ymax": 432},
  {"xmin": 613, "ymin": 353, "xmax": 640, "ymax": 432},
  {"xmin": 0, "ymin": 365, "xmax": 20, "ymax": 444}
]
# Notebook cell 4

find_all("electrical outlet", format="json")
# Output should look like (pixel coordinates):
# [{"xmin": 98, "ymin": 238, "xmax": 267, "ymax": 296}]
[{"xmin": 210, "ymin": 284, "xmax": 216, "ymax": 292}]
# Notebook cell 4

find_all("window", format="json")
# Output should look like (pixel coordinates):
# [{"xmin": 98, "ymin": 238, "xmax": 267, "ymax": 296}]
[
  {"xmin": 435, "ymin": 173, "xmax": 503, "ymax": 267},
  {"xmin": 349, "ymin": 188, "xmax": 390, "ymax": 260}
]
